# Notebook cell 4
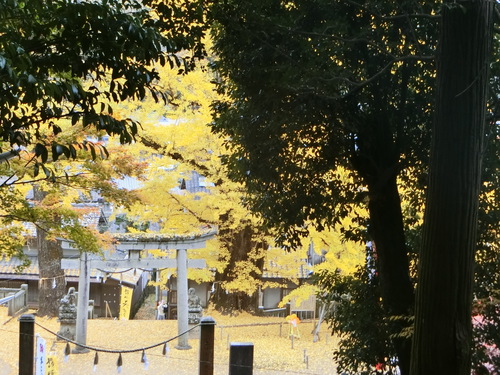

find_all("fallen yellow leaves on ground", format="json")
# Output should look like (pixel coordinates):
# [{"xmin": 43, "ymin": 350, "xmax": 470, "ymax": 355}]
[{"xmin": 0, "ymin": 306, "xmax": 338, "ymax": 375}]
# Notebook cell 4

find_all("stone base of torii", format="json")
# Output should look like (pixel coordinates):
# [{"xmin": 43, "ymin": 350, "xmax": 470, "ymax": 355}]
[{"xmin": 61, "ymin": 230, "xmax": 216, "ymax": 352}]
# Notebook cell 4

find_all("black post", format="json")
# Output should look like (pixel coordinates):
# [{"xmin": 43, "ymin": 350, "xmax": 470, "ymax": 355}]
[
  {"xmin": 199, "ymin": 316, "xmax": 216, "ymax": 375},
  {"xmin": 19, "ymin": 314, "xmax": 35, "ymax": 375},
  {"xmin": 229, "ymin": 342, "xmax": 254, "ymax": 375}
]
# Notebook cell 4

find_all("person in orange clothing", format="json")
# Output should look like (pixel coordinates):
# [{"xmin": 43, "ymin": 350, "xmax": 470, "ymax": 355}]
[{"xmin": 286, "ymin": 313, "xmax": 301, "ymax": 338}]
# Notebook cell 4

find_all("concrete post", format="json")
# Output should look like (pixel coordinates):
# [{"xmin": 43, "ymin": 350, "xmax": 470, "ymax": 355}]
[
  {"xmin": 176, "ymin": 248, "xmax": 191, "ymax": 350},
  {"xmin": 74, "ymin": 252, "xmax": 90, "ymax": 353},
  {"xmin": 21, "ymin": 284, "xmax": 28, "ymax": 307},
  {"xmin": 19, "ymin": 314, "xmax": 35, "ymax": 375},
  {"xmin": 199, "ymin": 316, "xmax": 216, "ymax": 375}
]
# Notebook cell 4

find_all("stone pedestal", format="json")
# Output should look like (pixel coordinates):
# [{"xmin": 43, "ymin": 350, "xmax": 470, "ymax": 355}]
[
  {"xmin": 57, "ymin": 287, "xmax": 77, "ymax": 341},
  {"xmin": 57, "ymin": 319, "xmax": 76, "ymax": 341},
  {"xmin": 188, "ymin": 311, "xmax": 203, "ymax": 325},
  {"xmin": 188, "ymin": 323, "xmax": 201, "ymax": 339}
]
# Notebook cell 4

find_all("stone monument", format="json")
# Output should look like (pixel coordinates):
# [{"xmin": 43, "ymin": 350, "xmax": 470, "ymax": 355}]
[
  {"xmin": 58, "ymin": 287, "xmax": 77, "ymax": 341},
  {"xmin": 187, "ymin": 288, "xmax": 203, "ymax": 339}
]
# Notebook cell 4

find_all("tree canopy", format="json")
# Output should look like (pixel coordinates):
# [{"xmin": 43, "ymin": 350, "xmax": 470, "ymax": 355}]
[
  {"xmin": 209, "ymin": 1, "xmax": 439, "ymax": 372},
  {"xmin": 210, "ymin": 0, "xmax": 437, "ymax": 246},
  {"xmin": 0, "ymin": 0, "xmax": 207, "ymax": 163}
]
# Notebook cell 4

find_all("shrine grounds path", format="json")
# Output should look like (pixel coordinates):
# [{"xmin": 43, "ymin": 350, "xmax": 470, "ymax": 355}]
[{"xmin": 0, "ymin": 301, "xmax": 339, "ymax": 375}]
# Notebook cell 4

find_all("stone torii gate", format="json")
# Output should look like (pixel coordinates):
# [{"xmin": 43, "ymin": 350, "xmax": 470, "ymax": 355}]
[{"xmin": 61, "ymin": 230, "xmax": 216, "ymax": 352}]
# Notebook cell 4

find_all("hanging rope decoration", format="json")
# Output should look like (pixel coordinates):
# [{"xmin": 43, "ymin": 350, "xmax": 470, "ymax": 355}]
[
  {"xmin": 64, "ymin": 342, "xmax": 71, "ymax": 362},
  {"xmin": 39, "ymin": 275, "xmax": 65, "ymax": 289},
  {"xmin": 96, "ymin": 268, "xmax": 134, "ymax": 274},
  {"xmin": 38, "ymin": 275, "xmax": 66, "ymax": 282},
  {"xmin": 35, "ymin": 322, "xmax": 199, "ymax": 372},
  {"xmin": 93, "ymin": 352, "xmax": 99, "ymax": 372},
  {"xmin": 95, "ymin": 267, "xmax": 164, "ymax": 283},
  {"xmin": 117, "ymin": 353, "xmax": 123, "ymax": 373},
  {"xmin": 96, "ymin": 267, "xmax": 165, "ymax": 275},
  {"xmin": 141, "ymin": 350, "xmax": 149, "ymax": 370},
  {"xmin": 162, "ymin": 342, "xmax": 170, "ymax": 358}
]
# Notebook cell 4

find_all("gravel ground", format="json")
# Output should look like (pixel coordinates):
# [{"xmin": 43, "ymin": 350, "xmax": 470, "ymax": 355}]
[{"xmin": 0, "ymin": 301, "xmax": 338, "ymax": 375}]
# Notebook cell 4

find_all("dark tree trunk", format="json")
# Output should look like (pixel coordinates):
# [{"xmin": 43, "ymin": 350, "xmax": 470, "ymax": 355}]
[
  {"xmin": 367, "ymin": 174, "xmax": 414, "ymax": 375},
  {"xmin": 410, "ymin": 1, "xmax": 493, "ymax": 374},
  {"xmin": 355, "ymin": 112, "xmax": 415, "ymax": 375}
]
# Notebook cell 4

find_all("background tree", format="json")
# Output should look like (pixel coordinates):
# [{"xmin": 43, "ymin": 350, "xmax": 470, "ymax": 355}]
[
  {"xmin": 472, "ymin": 127, "xmax": 500, "ymax": 371},
  {"xmin": 209, "ymin": 1, "xmax": 438, "ymax": 372},
  {"xmin": 112, "ymin": 58, "xmax": 269, "ymax": 310},
  {"xmin": 410, "ymin": 0, "xmax": 495, "ymax": 373},
  {"xmin": 470, "ymin": 18, "xmax": 500, "ymax": 374},
  {"xmin": 113, "ymin": 55, "xmax": 367, "ymax": 311}
]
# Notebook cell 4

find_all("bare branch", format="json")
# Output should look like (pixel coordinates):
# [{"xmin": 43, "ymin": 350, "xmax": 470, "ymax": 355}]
[{"xmin": 137, "ymin": 134, "xmax": 209, "ymax": 173}]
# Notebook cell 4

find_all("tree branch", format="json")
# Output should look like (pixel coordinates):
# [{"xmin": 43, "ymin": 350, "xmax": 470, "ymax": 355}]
[
  {"xmin": 0, "ymin": 149, "xmax": 20, "ymax": 163},
  {"xmin": 293, "ymin": 54, "xmax": 435, "ymax": 101},
  {"xmin": 166, "ymin": 191, "xmax": 212, "ymax": 225},
  {"xmin": 343, "ymin": 0, "xmax": 440, "ymax": 21},
  {"xmin": 137, "ymin": 134, "xmax": 210, "ymax": 173},
  {"xmin": 0, "ymin": 172, "xmax": 90, "ymax": 188}
]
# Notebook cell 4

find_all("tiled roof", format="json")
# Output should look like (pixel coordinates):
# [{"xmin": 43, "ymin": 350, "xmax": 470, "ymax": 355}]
[
  {"xmin": 0, "ymin": 256, "xmax": 144, "ymax": 286},
  {"xmin": 0, "ymin": 257, "xmax": 100, "ymax": 278}
]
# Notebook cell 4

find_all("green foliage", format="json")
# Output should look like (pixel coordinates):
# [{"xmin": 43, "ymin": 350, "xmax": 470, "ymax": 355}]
[
  {"xmin": 314, "ymin": 248, "xmax": 414, "ymax": 374},
  {"xmin": 472, "ymin": 109, "xmax": 500, "ymax": 371},
  {"xmin": 315, "ymin": 264, "xmax": 395, "ymax": 374},
  {"xmin": 208, "ymin": 1, "xmax": 437, "ymax": 368}
]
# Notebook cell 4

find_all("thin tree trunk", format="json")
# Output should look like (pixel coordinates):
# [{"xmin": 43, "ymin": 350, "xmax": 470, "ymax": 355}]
[
  {"xmin": 410, "ymin": 1, "xmax": 493, "ymax": 373},
  {"xmin": 37, "ymin": 228, "xmax": 66, "ymax": 317}
]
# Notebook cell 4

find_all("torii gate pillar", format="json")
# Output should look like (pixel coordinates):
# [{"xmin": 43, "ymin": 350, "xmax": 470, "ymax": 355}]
[{"xmin": 73, "ymin": 252, "xmax": 90, "ymax": 353}]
